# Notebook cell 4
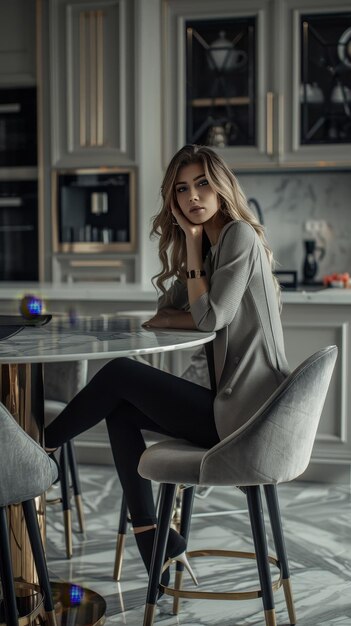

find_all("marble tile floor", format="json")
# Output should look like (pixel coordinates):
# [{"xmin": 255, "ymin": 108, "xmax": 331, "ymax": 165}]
[{"xmin": 46, "ymin": 464, "xmax": 351, "ymax": 626}]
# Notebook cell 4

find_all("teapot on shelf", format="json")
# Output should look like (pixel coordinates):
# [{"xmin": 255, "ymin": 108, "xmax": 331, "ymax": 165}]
[{"xmin": 208, "ymin": 31, "xmax": 247, "ymax": 72}]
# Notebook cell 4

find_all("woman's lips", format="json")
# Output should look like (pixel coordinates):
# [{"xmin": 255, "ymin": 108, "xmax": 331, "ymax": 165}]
[{"xmin": 189, "ymin": 206, "xmax": 205, "ymax": 213}]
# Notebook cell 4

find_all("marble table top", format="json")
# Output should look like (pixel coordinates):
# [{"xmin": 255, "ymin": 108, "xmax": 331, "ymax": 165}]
[{"xmin": 0, "ymin": 314, "xmax": 215, "ymax": 364}]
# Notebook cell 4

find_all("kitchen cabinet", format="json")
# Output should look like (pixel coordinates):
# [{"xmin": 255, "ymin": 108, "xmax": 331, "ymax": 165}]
[
  {"xmin": 281, "ymin": 298, "xmax": 351, "ymax": 483},
  {"xmin": 162, "ymin": 0, "xmax": 351, "ymax": 170},
  {"xmin": 49, "ymin": 0, "xmax": 135, "ymax": 167},
  {"xmin": 0, "ymin": 0, "xmax": 36, "ymax": 86}
]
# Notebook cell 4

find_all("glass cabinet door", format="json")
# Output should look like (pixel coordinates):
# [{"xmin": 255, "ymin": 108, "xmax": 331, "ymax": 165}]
[
  {"xmin": 185, "ymin": 18, "xmax": 256, "ymax": 149},
  {"xmin": 300, "ymin": 12, "xmax": 351, "ymax": 146},
  {"xmin": 281, "ymin": 0, "xmax": 351, "ymax": 167},
  {"xmin": 162, "ymin": 0, "xmax": 275, "ymax": 169}
]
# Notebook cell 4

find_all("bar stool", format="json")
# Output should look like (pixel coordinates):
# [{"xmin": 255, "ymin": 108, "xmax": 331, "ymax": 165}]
[
  {"xmin": 44, "ymin": 360, "xmax": 88, "ymax": 558},
  {"xmin": 0, "ymin": 401, "xmax": 58, "ymax": 626},
  {"xmin": 138, "ymin": 346, "xmax": 338, "ymax": 626}
]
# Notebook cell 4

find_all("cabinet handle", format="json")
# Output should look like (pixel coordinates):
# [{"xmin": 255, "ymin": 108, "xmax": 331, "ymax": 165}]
[
  {"xmin": 0, "ymin": 197, "xmax": 23, "ymax": 207},
  {"xmin": 69, "ymin": 260, "xmax": 123, "ymax": 268},
  {"xmin": 278, "ymin": 93, "xmax": 284, "ymax": 158},
  {"xmin": 0, "ymin": 103, "xmax": 21, "ymax": 114},
  {"xmin": 266, "ymin": 92, "xmax": 274, "ymax": 156}
]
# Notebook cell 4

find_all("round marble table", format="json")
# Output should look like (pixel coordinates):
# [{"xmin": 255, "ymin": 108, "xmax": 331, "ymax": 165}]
[{"xmin": 0, "ymin": 314, "xmax": 215, "ymax": 625}]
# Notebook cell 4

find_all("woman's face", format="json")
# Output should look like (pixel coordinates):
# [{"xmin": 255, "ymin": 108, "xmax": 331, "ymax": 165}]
[{"xmin": 174, "ymin": 162, "xmax": 220, "ymax": 225}]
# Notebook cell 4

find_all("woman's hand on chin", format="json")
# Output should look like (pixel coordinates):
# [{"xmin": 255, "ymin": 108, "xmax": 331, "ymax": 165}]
[{"xmin": 171, "ymin": 203, "xmax": 203, "ymax": 240}]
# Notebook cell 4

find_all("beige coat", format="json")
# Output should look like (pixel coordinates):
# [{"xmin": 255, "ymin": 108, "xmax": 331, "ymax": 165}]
[{"xmin": 159, "ymin": 220, "xmax": 290, "ymax": 440}]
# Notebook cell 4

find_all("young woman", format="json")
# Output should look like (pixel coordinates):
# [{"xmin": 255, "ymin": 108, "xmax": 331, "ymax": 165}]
[{"xmin": 45, "ymin": 144, "xmax": 290, "ymax": 588}]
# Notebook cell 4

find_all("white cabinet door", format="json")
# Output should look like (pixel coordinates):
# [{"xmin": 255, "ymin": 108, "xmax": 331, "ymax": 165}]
[
  {"xmin": 162, "ymin": 0, "xmax": 276, "ymax": 170},
  {"xmin": 281, "ymin": 303, "xmax": 351, "ymax": 478},
  {"xmin": 49, "ymin": 0, "xmax": 135, "ymax": 166},
  {"xmin": 0, "ymin": 0, "xmax": 36, "ymax": 85}
]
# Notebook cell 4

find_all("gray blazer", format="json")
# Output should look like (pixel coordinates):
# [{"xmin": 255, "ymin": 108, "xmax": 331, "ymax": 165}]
[{"xmin": 158, "ymin": 220, "xmax": 290, "ymax": 440}]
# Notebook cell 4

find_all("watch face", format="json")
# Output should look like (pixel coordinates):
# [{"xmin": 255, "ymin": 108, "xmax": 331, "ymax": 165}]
[{"xmin": 338, "ymin": 27, "xmax": 351, "ymax": 68}]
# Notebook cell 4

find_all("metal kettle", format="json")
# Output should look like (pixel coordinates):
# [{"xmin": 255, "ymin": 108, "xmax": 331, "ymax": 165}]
[{"xmin": 302, "ymin": 239, "xmax": 325, "ymax": 284}]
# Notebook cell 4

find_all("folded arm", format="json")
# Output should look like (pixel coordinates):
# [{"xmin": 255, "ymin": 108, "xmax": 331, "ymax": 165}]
[{"xmin": 143, "ymin": 307, "xmax": 196, "ymax": 329}]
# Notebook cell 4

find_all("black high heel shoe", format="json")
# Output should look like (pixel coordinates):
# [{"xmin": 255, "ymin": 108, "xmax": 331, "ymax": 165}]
[{"xmin": 134, "ymin": 527, "xmax": 197, "ymax": 592}]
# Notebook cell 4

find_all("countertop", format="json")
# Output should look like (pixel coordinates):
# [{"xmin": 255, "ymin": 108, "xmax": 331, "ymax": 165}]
[
  {"xmin": 281, "ymin": 287, "xmax": 351, "ymax": 304},
  {"xmin": 0, "ymin": 282, "xmax": 351, "ymax": 304},
  {"xmin": 0, "ymin": 282, "xmax": 156, "ymax": 302}
]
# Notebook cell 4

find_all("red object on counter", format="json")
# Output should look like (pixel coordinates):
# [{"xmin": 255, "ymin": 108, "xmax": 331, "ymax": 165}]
[{"xmin": 323, "ymin": 272, "xmax": 350, "ymax": 287}]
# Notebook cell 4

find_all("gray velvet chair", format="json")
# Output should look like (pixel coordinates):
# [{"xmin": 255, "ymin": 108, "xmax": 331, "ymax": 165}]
[
  {"xmin": 44, "ymin": 360, "xmax": 88, "ymax": 558},
  {"xmin": 0, "ymin": 401, "xmax": 58, "ymax": 626},
  {"xmin": 138, "ymin": 345, "xmax": 338, "ymax": 626}
]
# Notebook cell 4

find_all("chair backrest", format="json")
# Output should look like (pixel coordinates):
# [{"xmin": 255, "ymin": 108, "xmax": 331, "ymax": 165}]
[
  {"xmin": 199, "ymin": 346, "xmax": 338, "ymax": 486},
  {"xmin": 44, "ymin": 360, "xmax": 88, "ymax": 403},
  {"xmin": 0, "ymin": 402, "xmax": 58, "ymax": 507}
]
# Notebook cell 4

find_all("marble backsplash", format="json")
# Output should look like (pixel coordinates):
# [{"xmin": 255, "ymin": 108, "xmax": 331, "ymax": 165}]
[{"xmin": 238, "ymin": 171, "xmax": 351, "ymax": 282}]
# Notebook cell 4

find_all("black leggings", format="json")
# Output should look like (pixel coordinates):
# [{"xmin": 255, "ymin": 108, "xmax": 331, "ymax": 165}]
[{"xmin": 45, "ymin": 357, "xmax": 219, "ymax": 526}]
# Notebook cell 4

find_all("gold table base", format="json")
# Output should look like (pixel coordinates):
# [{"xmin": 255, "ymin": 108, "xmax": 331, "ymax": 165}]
[
  {"xmin": 0, "ymin": 582, "xmax": 106, "ymax": 626},
  {"xmin": 0, "ymin": 363, "xmax": 45, "ymax": 585},
  {"xmin": 50, "ymin": 582, "xmax": 106, "ymax": 626},
  {"xmin": 0, "ymin": 365, "xmax": 107, "ymax": 626}
]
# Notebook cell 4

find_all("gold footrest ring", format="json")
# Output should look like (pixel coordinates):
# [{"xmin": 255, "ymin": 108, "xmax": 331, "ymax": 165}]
[
  {"xmin": 0, "ymin": 581, "xmax": 45, "ymax": 626},
  {"xmin": 161, "ymin": 549, "xmax": 282, "ymax": 601}
]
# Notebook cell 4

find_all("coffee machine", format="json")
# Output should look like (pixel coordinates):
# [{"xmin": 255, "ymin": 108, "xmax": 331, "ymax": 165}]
[{"xmin": 302, "ymin": 239, "xmax": 325, "ymax": 284}]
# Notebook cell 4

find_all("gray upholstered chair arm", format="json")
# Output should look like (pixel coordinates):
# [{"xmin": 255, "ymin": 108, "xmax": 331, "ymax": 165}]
[
  {"xmin": 0, "ymin": 402, "xmax": 58, "ymax": 506},
  {"xmin": 199, "ymin": 346, "xmax": 338, "ymax": 486}
]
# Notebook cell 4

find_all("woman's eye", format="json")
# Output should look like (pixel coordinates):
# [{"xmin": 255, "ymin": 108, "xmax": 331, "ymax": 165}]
[
  {"xmin": 176, "ymin": 186, "xmax": 187, "ymax": 193},
  {"xmin": 199, "ymin": 179, "xmax": 209, "ymax": 187}
]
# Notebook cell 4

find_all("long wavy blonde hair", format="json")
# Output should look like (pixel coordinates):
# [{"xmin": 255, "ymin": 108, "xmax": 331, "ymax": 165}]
[{"xmin": 151, "ymin": 144, "xmax": 280, "ymax": 305}]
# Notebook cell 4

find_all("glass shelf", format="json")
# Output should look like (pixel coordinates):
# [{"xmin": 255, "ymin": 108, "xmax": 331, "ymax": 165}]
[{"xmin": 191, "ymin": 97, "xmax": 251, "ymax": 107}]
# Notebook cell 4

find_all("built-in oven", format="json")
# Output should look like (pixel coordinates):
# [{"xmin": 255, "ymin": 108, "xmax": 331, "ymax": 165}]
[
  {"xmin": 0, "ymin": 87, "xmax": 37, "ymax": 167},
  {"xmin": 0, "ymin": 180, "xmax": 38, "ymax": 281}
]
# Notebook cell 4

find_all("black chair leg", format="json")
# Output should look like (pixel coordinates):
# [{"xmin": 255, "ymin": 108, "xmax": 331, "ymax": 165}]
[
  {"xmin": 113, "ymin": 491, "xmax": 129, "ymax": 581},
  {"xmin": 154, "ymin": 484, "xmax": 162, "ymax": 514},
  {"xmin": 67, "ymin": 440, "xmax": 86, "ymax": 534},
  {"xmin": 60, "ymin": 444, "xmax": 72, "ymax": 558},
  {"xmin": 0, "ymin": 506, "xmax": 18, "ymax": 626},
  {"xmin": 143, "ymin": 483, "xmax": 176, "ymax": 626},
  {"xmin": 264, "ymin": 484, "xmax": 296, "ymax": 625},
  {"xmin": 22, "ymin": 499, "xmax": 57, "ymax": 626},
  {"xmin": 173, "ymin": 486, "xmax": 195, "ymax": 614},
  {"xmin": 246, "ymin": 486, "xmax": 276, "ymax": 626}
]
